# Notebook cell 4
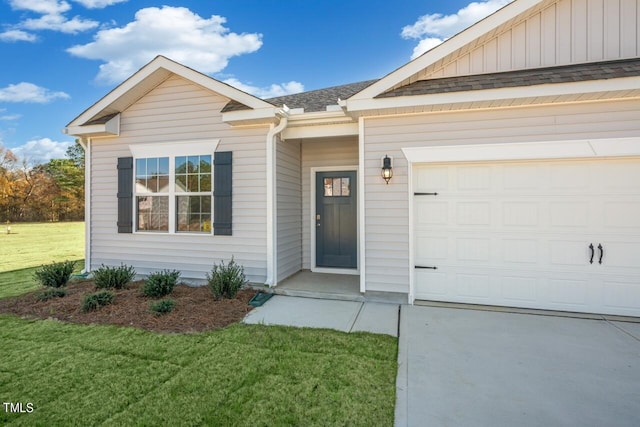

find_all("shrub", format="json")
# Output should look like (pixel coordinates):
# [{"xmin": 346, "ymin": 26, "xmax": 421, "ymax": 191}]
[
  {"xmin": 150, "ymin": 299, "xmax": 176, "ymax": 315},
  {"xmin": 81, "ymin": 291, "xmax": 115, "ymax": 312},
  {"xmin": 207, "ymin": 257, "xmax": 247, "ymax": 300},
  {"xmin": 34, "ymin": 260, "xmax": 75, "ymax": 288},
  {"xmin": 142, "ymin": 270, "xmax": 180, "ymax": 298},
  {"xmin": 92, "ymin": 264, "xmax": 136, "ymax": 289},
  {"xmin": 37, "ymin": 288, "xmax": 67, "ymax": 301}
]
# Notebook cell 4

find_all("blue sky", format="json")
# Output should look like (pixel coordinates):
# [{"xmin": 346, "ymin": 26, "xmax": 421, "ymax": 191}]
[{"xmin": 0, "ymin": 0, "xmax": 512, "ymax": 163}]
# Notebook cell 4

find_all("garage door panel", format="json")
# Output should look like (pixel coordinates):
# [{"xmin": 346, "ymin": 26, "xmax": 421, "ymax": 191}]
[{"xmin": 413, "ymin": 158, "xmax": 640, "ymax": 317}]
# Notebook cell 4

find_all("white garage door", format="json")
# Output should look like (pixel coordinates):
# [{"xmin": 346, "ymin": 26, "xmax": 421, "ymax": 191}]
[{"xmin": 413, "ymin": 158, "xmax": 640, "ymax": 317}]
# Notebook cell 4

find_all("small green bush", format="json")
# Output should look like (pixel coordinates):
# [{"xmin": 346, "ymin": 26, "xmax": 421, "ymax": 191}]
[
  {"xmin": 82, "ymin": 290, "xmax": 115, "ymax": 312},
  {"xmin": 142, "ymin": 270, "xmax": 180, "ymax": 298},
  {"xmin": 150, "ymin": 299, "xmax": 176, "ymax": 315},
  {"xmin": 92, "ymin": 264, "xmax": 136, "ymax": 289},
  {"xmin": 34, "ymin": 260, "xmax": 75, "ymax": 288},
  {"xmin": 207, "ymin": 257, "xmax": 247, "ymax": 300},
  {"xmin": 37, "ymin": 288, "xmax": 67, "ymax": 301}
]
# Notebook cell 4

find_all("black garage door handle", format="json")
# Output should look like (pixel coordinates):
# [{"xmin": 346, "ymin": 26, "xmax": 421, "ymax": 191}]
[
  {"xmin": 589, "ymin": 243, "xmax": 594, "ymax": 264},
  {"xmin": 598, "ymin": 244, "xmax": 604, "ymax": 265}
]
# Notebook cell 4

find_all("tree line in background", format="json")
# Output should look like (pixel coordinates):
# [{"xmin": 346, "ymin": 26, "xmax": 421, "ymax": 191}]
[{"xmin": 0, "ymin": 142, "xmax": 85, "ymax": 223}]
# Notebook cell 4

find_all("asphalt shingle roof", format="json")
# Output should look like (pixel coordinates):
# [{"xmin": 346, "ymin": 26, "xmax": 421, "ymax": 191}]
[
  {"xmin": 376, "ymin": 58, "xmax": 640, "ymax": 98},
  {"xmin": 221, "ymin": 80, "xmax": 379, "ymax": 113}
]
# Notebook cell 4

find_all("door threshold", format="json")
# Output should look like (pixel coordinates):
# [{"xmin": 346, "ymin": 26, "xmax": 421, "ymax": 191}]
[{"xmin": 311, "ymin": 267, "xmax": 359, "ymax": 275}]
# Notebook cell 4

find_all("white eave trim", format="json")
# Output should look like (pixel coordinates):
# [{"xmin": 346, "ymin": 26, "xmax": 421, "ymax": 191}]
[
  {"xmin": 67, "ymin": 56, "xmax": 274, "ymax": 128},
  {"xmin": 344, "ymin": 76, "xmax": 640, "ymax": 112},
  {"xmin": 402, "ymin": 137, "xmax": 640, "ymax": 163},
  {"xmin": 221, "ymin": 107, "xmax": 280, "ymax": 125},
  {"xmin": 352, "ymin": 0, "xmax": 544, "ymax": 99},
  {"xmin": 64, "ymin": 113, "xmax": 120, "ymax": 137}
]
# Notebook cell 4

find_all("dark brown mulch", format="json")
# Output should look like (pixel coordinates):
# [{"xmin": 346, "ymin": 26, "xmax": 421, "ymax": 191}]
[{"xmin": 0, "ymin": 280, "xmax": 256, "ymax": 333}]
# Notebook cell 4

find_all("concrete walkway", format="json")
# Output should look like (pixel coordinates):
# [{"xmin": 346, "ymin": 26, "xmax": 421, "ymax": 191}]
[
  {"xmin": 395, "ymin": 305, "xmax": 640, "ymax": 427},
  {"xmin": 243, "ymin": 295, "xmax": 399, "ymax": 336}
]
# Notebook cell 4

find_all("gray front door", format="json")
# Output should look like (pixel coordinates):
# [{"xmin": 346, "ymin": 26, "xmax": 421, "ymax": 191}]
[{"xmin": 315, "ymin": 171, "xmax": 357, "ymax": 269}]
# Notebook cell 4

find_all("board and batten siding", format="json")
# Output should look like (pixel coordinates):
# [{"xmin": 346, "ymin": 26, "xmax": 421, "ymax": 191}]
[
  {"xmin": 90, "ymin": 75, "xmax": 270, "ymax": 283},
  {"xmin": 362, "ymin": 98, "xmax": 640, "ymax": 294},
  {"xmin": 276, "ymin": 139, "xmax": 302, "ymax": 281},
  {"xmin": 400, "ymin": 0, "xmax": 640, "ymax": 85},
  {"xmin": 300, "ymin": 137, "xmax": 359, "ymax": 269}
]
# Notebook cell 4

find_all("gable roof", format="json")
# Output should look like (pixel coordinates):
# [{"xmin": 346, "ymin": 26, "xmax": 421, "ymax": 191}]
[
  {"xmin": 376, "ymin": 58, "xmax": 640, "ymax": 98},
  {"xmin": 349, "ymin": 0, "xmax": 545, "ymax": 100},
  {"xmin": 66, "ymin": 55, "xmax": 276, "ymax": 134},
  {"xmin": 222, "ymin": 80, "xmax": 378, "ymax": 113}
]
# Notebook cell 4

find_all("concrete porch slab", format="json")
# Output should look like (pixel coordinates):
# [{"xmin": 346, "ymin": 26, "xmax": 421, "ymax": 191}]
[{"xmin": 243, "ymin": 295, "xmax": 399, "ymax": 336}]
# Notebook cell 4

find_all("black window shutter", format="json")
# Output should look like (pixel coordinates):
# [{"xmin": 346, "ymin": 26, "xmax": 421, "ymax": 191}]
[
  {"xmin": 117, "ymin": 157, "xmax": 133, "ymax": 233},
  {"xmin": 214, "ymin": 151, "xmax": 232, "ymax": 236}
]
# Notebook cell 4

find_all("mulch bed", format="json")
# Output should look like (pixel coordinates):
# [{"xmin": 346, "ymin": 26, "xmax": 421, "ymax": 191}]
[{"xmin": 0, "ymin": 280, "xmax": 256, "ymax": 333}]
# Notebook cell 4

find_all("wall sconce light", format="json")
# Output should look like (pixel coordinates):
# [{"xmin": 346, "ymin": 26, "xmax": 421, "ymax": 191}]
[{"xmin": 381, "ymin": 155, "xmax": 393, "ymax": 184}]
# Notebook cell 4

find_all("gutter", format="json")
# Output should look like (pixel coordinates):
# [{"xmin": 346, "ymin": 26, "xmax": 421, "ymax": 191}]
[
  {"xmin": 265, "ymin": 107, "xmax": 289, "ymax": 287},
  {"xmin": 77, "ymin": 137, "xmax": 91, "ymax": 274}
]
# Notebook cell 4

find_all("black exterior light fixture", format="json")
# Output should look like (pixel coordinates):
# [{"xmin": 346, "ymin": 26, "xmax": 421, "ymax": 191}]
[{"xmin": 381, "ymin": 155, "xmax": 393, "ymax": 184}]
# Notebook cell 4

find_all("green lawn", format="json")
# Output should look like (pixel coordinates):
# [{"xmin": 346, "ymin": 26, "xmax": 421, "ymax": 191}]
[
  {"xmin": 0, "ymin": 316, "xmax": 397, "ymax": 426},
  {"xmin": 0, "ymin": 222, "xmax": 84, "ymax": 273},
  {"xmin": 0, "ymin": 222, "xmax": 84, "ymax": 297}
]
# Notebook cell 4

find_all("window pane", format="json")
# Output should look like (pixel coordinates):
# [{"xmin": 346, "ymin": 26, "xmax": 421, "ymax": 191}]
[
  {"xmin": 176, "ymin": 195, "xmax": 212, "ymax": 233},
  {"xmin": 148, "ymin": 157, "xmax": 159, "ymax": 176},
  {"xmin": 188, "ymin": 175, "xmax": 199, "ymax": 192},
  {"xmin": 175, "ymin": 175, "xmax": 187, "ymax": 193},
  {"xmin": 324, "ymin": 178, "xmax": 333, "ymax": 196},
  {"xmin": 332, "ymin": 178, "xmax": 341, "ymax": 196},
  {"xmin": 158, "ymin": 157, "xmax": 169, "ymax": 175},
  {"xmin": 341, "ymin": 177, "xmax": 350, "ymax": 196},
  {"xmin": 175, "ymin": 156, "xmax": 187, "ymax": 174},
  {"xmin": 137, "ymin": 196, "xmax": 168, "ymax": 232},
  {"xmin": 200, "ymin": 155, "xmax": 211, "ymax": 173},
  {"xmin": 135, "ymin": 158, "xmax": 146, "ymax": 178},
  {"xmin": 200, "ymin": 173, "xmax": 211, "ymax": 192},
  {"xmin": 188, "ymin": 156, "xmax": 199, "ymax": 173}
]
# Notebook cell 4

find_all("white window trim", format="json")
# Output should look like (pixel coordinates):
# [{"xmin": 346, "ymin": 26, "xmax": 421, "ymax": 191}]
[
  {"xmin": 130, "ymin": 139, "xmax": 219, "ymax": 235},
  {"xmin": 310, "ymin": 166, "xmax": 359, "ymax": 275}
]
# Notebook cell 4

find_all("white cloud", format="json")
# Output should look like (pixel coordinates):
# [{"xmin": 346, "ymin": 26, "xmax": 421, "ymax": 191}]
[
  {"xmin": 9, "ymin": 0, "xmax": 99, "ymax": 35},
  {"xmin": 72, "ymin": 0, "xmax": 127, "ymax": 8},
  {"xmin": 12, "ymin": 138, "xmax": 72, "ymax": 163},
  {"xmin": 67, "ymin": 6, "xmax": 263, "ymax": 84},
  {"xmin": 402, "ymin": 0, "xmax": 513, "ymax": 59},
  {"xmin": 21, "ymin": 13, "xmax": 98, "ymax": 33},
  {"xmin": 223, "ymin": 78, "xmax": 304, "ymax": 99},
  {"xmin": 0, "ymin": 29, "xmax": 38, "ymax": 42},
  {"xmin": 9, "ymin": 0, "xmax": 71, "ymax": 15},
  {"xmin": 0, "ymin": 82, "xmax": 70, "ymax": 103},
  {"xmin": 0, "ymin": 114, "xmax": 22, "ymax": 121}
]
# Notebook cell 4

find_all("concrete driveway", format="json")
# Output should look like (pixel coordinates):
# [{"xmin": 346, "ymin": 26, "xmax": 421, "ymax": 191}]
[{"xmin": 396, "ymin": 305, "xmax": 640, "ymax": 427}]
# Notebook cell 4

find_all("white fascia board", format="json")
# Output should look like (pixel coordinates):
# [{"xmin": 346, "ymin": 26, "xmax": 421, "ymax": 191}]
[
  {"xmin": 352, "ymin": 0, "xmax": 543, "ymax": 99},
  {"xmin": 401, "ymin": 137, "xmax": 640, "ymax": 163},
  {"xmin": 68, "ymin": 56, "xmax": 273, "ymax": 128},
  {"xmin": 282, "ymin": 122, "xmax": 358, "ymax": 139},
  {"xmin": 221, "ymin": 107, "xmax": 280, "ymax": 124},
  {"xmin": 346, "ymin": 76, "xmax": 640, "ymax": 112},
  {"xmin": 64, "ymin": 113, "xmax": 121, "ymax": 137}
]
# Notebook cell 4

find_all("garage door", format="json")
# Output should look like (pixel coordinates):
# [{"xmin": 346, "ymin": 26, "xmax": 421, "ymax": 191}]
[{"xmin": 413, "ymin": 158, "xmax": 640, "ymax": 317}]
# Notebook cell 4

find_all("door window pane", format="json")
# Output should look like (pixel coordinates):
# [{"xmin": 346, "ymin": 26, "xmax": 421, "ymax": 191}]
[{"xmin": 323, "ymin": 177, "xmax": 351, "ymax": 197}]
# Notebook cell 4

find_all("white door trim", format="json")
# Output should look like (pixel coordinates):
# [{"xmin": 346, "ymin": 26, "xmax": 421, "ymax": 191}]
[{"xmin": 310, "ymin": 165, "xmax": 359, "ymax": 275}]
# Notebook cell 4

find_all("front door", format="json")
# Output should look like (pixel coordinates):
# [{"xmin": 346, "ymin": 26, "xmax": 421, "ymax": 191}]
[{"xmin": 315, "ymin": 171, "xmax": 357, "ymax": 269}]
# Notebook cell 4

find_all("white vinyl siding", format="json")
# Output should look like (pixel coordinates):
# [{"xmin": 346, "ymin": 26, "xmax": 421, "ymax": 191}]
[
  {"xmin": 89, "ymin": 75, "xmax": 270, "ymax": 282},
  {"xmin": 276, "ymin": 139, "xmax": 302, "ymax": 281},
  {"xmin": 301, "ymin": 137, "xmax": 358, "ymax": 269},
  {"xmin": 362, "ymin": 98, "xmax": 640, "ymax": 294},
  {"xmin": 398, "ymin": 0, "xmax": 640, "ymax": 85}
]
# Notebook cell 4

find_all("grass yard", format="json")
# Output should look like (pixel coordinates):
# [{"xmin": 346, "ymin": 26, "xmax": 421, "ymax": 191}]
[
  {"xmin": 0, "ymin": 222, "xmax": 84, "ymax": 298},
  {"xmin": 0, "ymin": 316, "xmax": 398, "ymax": 426}
]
